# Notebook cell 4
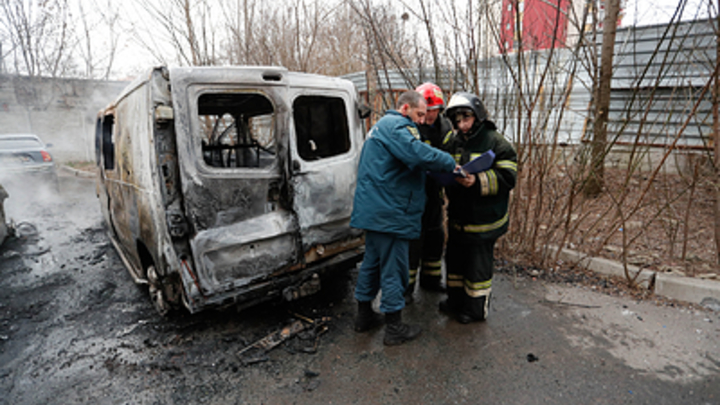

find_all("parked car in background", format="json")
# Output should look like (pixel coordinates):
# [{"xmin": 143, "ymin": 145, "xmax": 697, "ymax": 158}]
[{"xmin": 0, "ymin": 134, "xmax": 59, "ymax": 193}]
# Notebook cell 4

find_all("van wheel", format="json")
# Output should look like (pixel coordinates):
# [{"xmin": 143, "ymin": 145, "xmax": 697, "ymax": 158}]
[{"xmin": 147, "ymin": 265, "xmax": 170, "ymax": 316}]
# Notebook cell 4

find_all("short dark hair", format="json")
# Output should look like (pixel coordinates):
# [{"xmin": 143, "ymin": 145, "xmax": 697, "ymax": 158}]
[{"xmin": 396, "ymin": 91, "xmax": 424, "ymax": 110}]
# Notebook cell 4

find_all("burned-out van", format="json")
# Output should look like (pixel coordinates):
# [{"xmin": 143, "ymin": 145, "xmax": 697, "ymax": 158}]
[{"xmin": 95, "ymin": 66, "xmax": 367, "ymax": 315}]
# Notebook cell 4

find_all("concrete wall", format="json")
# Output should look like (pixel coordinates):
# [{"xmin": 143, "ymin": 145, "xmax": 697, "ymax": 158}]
[{"xmin": 0, "ymin": 75, "xmax": 129, "ymax": 163}]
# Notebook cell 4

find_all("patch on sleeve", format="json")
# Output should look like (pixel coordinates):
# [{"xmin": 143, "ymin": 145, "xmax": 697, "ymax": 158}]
[{"xmin": 406, "ymin": 126, "xmax": 421, "ymax": 140}]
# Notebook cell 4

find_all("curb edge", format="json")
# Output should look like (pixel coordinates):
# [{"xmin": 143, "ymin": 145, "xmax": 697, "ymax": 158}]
[{"xmin": 545, "ymin": 245, "xmax": 720, "ymax": 307}]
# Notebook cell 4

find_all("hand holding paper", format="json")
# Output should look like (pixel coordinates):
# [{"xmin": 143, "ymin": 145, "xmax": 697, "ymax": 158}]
[
  {"xmin": 455, "ymin": 170, "xmax": 476, "ymax": 188},
  {"xmin": 453, "ymin": 165, "xmax": 467, "ymax": 178},
  {"xmin": 428, "ymin": 150, "xmax": 496, "ymax": 186}
]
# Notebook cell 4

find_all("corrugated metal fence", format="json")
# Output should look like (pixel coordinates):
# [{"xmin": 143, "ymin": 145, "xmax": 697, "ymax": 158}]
[
  {"xmin": 610, "ymin": 20, "xmax": 716, "ymax": 149},
  {"xmin": 343, "ymin": 19, "xmax": 717, "ymax": 152}
]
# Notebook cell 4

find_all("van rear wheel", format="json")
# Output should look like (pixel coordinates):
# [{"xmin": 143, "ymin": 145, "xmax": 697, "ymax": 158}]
[{"xmin": 147, "ymin": 265, "xmax": 170, "ymax": 316}]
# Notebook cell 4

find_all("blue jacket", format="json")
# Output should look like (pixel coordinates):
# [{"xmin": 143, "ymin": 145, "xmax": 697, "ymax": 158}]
[{"xmin": 350, "ymin": 110, "xmax": 456, "ymax": 239}]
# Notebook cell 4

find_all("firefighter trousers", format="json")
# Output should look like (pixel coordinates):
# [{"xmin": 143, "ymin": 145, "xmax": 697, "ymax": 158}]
[
  {"xmin": 445, "ymin": 237, "xmax": 496, "ymax": 321},
  {"xmin": 407, "ymin": 225, "xmax": 445, "ymax": 292}
]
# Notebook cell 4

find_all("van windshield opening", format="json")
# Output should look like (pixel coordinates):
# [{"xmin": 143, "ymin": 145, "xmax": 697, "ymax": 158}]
[{"xmin": 198, "ymin": 93, "xmax": 276, "ymax": 169}]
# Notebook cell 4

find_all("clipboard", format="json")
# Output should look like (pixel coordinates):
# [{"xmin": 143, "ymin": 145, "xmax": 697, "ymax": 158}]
[{"xmin": 428, "ymin": 150, "xmax": 496, "ymax": 186}]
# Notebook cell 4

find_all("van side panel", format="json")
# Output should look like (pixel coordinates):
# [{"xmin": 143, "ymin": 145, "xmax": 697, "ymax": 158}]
[
  {"xmin": 106, "ymin": 82, "xmax": 154, "ymax": 278},
  {"xmin": 99, "ymin": 69, "xmax": 172, "ymax": 284}
]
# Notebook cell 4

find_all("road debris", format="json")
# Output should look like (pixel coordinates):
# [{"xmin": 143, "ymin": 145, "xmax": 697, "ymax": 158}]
[
  {"xmin": 116, "ymin": 319, "xmax": 150, "ymax": 338},
  {"xmin": 238, "ymin": 313, "xmax": 331, "ymax": 365},
  {"xmin": 701, "ymin": 298, "xmax": 720, "ymax": 312},
  {"xmin": 14, "ymin": 222, "xmax": 38, "ymax": 238},
  {"xmin": 541, "ymin": 298, "xmax": 601, "ymax": 309},
  {"xmin": 304, "ymin": 369, "xmax": 320, "ymax": 378}
]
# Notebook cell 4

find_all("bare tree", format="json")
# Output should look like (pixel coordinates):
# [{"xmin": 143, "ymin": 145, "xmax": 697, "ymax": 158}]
[
  {"xmin": 131, "ymin": 0, "xmax": 365, "ymax": 75},
  {"xmin": 78, "ymin": 1, "xmax": 94, "ymax": 78},
  {"xmin": 131, "ymin": 0, "xmax": 220, "ymax": 66},
  {"xmin": 222, "ymin": 0, "xmax": 257, "ymax": 66},
  {"xmin": 317, "ymin": 2, "xmax": 367, "ymax": 76},
  {"xmin": 584, "ymin": 0, "xmax": 622, "ymax": 196},
  {"xmin": 75, "ymin": 0, "xmax": 121, "ymax": 80},
  {"xmin": 346, "ymin": 0, "xmax": 420, "ymax": 110},
  {"xmin": 398, "ymin": 0, "xmax": 441, "ymax": 83},
  {"xmin": 714, "ymin": 0, "xmax": 720, "ymax": 264},
  {"xmin": 0, "ymin": 0, "xmax": 75, "ymax": 77}
]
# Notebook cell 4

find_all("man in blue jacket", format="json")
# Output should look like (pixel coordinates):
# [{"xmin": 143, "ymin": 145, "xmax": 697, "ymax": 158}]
[{"xmin": 351, "ymin": 90, "xmax": 458, "ymax": 346}]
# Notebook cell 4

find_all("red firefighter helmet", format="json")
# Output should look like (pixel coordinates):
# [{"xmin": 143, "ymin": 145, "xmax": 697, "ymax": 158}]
[{"xmin": 415, "ymin": 82, "xmax": 445, "ymax": 111}]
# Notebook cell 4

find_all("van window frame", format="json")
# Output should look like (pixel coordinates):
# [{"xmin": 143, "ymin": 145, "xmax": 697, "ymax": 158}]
[
  {"xmin": 291, "ymin": 94, "xmax": 351, "ymax": 162},
  {"xmin": 192, "ymin": 89, "xmax": 279, "ymax": 173},
  {"xmin": 101, "ymin": 114, "xmax": 115, "ymax": 170}
]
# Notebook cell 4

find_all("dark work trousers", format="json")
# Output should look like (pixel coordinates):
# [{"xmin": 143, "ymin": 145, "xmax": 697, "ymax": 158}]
[
  {"xmin": 444, "ymin": 236, "xmax": 496, "ymax": 320},
  {"xmin": 355, "ymin": 230, "xmax": 410, "ymax": 313},
  {"xmin": 408, "ymin": 224, "xmax": 445, "ymax": 292}
]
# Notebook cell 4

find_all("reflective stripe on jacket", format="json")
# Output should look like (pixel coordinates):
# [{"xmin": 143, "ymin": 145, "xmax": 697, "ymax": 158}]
[{"xmin": 443, "ymin": 120, "xmax": 518, "ymax": 241}]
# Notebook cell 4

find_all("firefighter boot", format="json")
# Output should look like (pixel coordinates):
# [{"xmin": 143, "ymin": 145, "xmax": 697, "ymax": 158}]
[
  {"xmin": 354, "ymin": 300, "xmax": 383, "ymax": 332},
  {"xmin": 438, "ymin": 298, "xmax": 461, "ymax": 316},
  {"xmin": 457, "ymin": 295, "xmax": 490, "ymax": 324},
  {"xmin": 383, "ymin": 310, "xmax": 422, "ymax": 346}
]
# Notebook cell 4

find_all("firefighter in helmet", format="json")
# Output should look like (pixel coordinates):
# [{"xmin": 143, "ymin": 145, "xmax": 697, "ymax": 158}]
[
  {"xmin": 440, "ymin": 92, "xmax": 517, "ymax": 323},
  {"xmin": 405, "ymin": 82, "xmax": 455, "ymax": 303}
]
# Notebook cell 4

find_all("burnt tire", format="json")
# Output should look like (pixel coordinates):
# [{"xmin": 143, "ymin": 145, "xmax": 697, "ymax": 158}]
[{"xmin": 147, "ymin": 265, "xmax": 170, "ymax": 316}]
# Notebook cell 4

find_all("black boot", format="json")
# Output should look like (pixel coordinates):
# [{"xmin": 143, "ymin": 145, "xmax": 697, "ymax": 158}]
[
  {"xmin": 438, "ymin": 298, "xmax": 461, "ymax": 316},
  {"xmin": 383, "ymin": 310, "xmax": 421, "ymax": 346},
  {"xmin": 457, "ymin": 295, "xmax": 489, "ymax": 324},
  {"xmin": 354, "ymin": 300, "xmax": 382, "ymax": 332}
]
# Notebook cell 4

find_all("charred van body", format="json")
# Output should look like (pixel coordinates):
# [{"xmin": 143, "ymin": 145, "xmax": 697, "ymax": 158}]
[{"xmin": 95, "ymin": 66, "xmax": 366, "ymax": 315}]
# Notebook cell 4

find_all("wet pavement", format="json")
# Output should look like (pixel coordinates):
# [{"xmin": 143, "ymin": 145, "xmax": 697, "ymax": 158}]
[{"xmin": 0, "ymin": 173, "xmax": 718, "ymax": 404}]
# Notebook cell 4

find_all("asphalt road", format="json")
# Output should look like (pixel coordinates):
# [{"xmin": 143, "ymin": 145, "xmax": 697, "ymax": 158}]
[{"xmin": 0, "ymin": 172, "xmax": 718, "ymax": 404}]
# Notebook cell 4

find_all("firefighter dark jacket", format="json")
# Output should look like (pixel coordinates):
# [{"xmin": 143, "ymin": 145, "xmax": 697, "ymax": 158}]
[
  {"xmin": 443, "ymin": 120, "xmax": 518, "ymax": 242},
  {"xmin": 418, "ymin": 115, "xmax": 454, "ymax": 227},
  {"xmin": 351, "ymin": 110, "xmax": 456, "ymax": 239}
]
